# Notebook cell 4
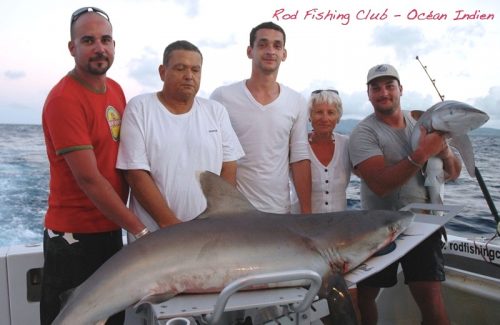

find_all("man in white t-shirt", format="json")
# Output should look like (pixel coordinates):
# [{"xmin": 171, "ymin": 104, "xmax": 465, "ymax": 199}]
[
  {"xmin": 117, "ymin": 40, "xmax": 244, "ymax": 233},
  {"xmin": 211, "ymin": 22, "xmax": 311, "ymax": 214}
]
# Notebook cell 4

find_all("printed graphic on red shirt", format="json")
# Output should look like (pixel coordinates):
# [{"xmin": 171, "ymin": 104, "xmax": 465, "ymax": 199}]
[{"xmin": 106, "ymin": 106, "xmax": 121, "ymax": 141}]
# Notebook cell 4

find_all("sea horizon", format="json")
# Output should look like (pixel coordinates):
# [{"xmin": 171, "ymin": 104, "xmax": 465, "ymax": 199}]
[{"xmin": 1, "ymin": 124, "xmax": 499, "ymax": 247}]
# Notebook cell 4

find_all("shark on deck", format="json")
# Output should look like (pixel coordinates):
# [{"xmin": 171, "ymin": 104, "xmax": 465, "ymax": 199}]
[{"xmin": 52, "ymin": 171, "xmax": 414, "ymax": 325}]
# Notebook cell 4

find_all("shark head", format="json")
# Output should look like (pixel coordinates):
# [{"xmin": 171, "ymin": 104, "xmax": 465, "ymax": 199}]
[
  {"xmin": 412, "ymin": 100, "xmax": 489, "ymax": 145},
  {"xmin": 310, "ymin": 209, "xmax": 414, "ymax": 273},
  {"xmin": 426, "ymin": 100, "xmax": 489, "ymax": 136}
]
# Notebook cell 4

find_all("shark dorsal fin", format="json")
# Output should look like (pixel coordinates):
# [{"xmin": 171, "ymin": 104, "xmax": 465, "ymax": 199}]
[{"xmin": 197, "ymin": 171, "xmax": 257, "ymax": 218}]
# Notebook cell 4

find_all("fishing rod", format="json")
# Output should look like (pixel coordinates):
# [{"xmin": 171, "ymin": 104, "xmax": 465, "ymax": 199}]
[
  {"xmin": 416, "ymin": 56, "xmax": 500, "ymax": 234},
  {"xmin": 416, "ymin": 56, "xmax": 445, "ymax": 101}
]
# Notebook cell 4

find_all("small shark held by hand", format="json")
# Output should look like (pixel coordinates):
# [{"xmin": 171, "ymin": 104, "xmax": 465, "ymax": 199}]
[
  {"xmin": 411, "ymin": 100, "xmax": 489, "ymax": 204},
  {"xmin": 52, "ymin": 171, "xmax": 414, "ymax": 325}
]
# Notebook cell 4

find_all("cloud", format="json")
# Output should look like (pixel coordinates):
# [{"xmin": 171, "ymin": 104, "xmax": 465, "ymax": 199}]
[
  {"xmin": 173, "ymin": 0, "xmax": 199, "ymax": 17},
  {"xmin": 371, "ymin": 25, "xmax": 435, "ymax": 62},
  {"xmin": 127, "ymin": 47, "xmax": 161, "ymax": 89},
  {"xmin": 197, "ymin": 34, "xmax": 237, "ymax": 49},
  {"xmin": 446, "ymin": 23, "xmax": 485, "ymax": 48},
  {"xmin": 401, "ymin": 91, "xmax": 434, "ymax": 110},
  {"xmin": 472, "ymin": 86, "xmax": 500, "ymax": 120},
  {"xmin": 4, "ymin": 70, "xmax": 26, "ymax": 80},
  {"xmin": 341, "ymin": 91, "xmax": 374, "ymax": 118}
]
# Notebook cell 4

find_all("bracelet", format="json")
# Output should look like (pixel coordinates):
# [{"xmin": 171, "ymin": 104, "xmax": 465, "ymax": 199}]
[
  {"xmin": 407, "ymin": 155, "xmax": 424, "ymax": 169},
  {"xmin": 134, "ymin": 228, "xmax": 150, "ymax": 239}
]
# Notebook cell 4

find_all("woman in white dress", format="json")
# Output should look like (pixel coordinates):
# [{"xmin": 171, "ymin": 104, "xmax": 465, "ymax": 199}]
[{"xmin": 307, "ymin": 89, "xmax": 351, "ymax": 213}]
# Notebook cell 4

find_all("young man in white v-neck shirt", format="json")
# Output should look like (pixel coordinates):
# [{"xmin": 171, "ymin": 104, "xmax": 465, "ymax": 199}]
[{"xmin": 211, "ymin": 22, "xmax": 311, "ymax": 214}]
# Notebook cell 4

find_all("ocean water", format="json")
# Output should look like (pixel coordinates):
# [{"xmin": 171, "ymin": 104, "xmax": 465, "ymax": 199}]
[
  {"xmin": 0, "ymin": 124, "xmax": 498, "ymax": 247},
  {"xmin": 0, "ymin": 124, "xmax": 49, "ymax": 246}
]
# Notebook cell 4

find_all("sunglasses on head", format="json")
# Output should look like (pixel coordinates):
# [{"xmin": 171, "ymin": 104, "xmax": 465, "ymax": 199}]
[
  {"xmin": 71, "ymin": 7, "xmax": 110, "ymax": 25},
  {"xmin": 311, "ymin": 89, "xmax": 339, "ymax": 95}
]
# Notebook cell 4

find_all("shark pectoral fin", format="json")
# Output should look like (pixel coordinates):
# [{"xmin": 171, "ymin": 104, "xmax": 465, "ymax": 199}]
[
  {"xmin": 424, "ymin": 175, "xmax": 446, "ymax": 187},
  {"xmin": 424, "ymin": 173, "xmax": 443, "ymax": 187},
  {"xmin": 319, "ymin": 273, "xmax": 358, "ymax": 325},
  {"xmin": 427, "ymin": 182, "xmax": 444, "ymax": 206},
  {"xmin": 423, "ymin": 157, "xmax": 445, "ymax": 187},
  {"xmin": 133, "ymin": 292, "xmax": 177, "ymax": 310},
  {"xmin": 197, "ymin": 171, "xmax": 258, "ymax": 218},
  {"xmin": 449, "ymin": 135, "xmax": 476, "ymax": 177}
]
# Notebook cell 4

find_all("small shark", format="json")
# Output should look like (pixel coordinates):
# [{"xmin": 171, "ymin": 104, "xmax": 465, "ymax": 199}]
[
  {"xmin": 52, "ymin": 171, "xmax": 414, "ymax": 325},
  {"xmin": 411, "ymin": 100, "xmax": 489, "ymax": 204}
]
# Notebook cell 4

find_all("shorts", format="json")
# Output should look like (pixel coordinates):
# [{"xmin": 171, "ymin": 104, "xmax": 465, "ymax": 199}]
[
  {"xmin": 358, "ymin": 230, "xmax": 445, "ymax": 288},
  {"xmin": 40, "ymin": 229, "xmax": 125, "ymax": 325}
]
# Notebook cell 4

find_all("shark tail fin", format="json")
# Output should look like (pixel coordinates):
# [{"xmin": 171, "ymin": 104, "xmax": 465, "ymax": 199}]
[{"xmin": 197, "ymin": 171, "xmax": 257, "ymax": 218}]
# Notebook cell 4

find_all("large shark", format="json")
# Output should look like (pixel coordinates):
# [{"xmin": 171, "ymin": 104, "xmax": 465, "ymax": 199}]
[
  {"xmin": 410, "ymin": 100, "xmax": 489, "ymax": 204},
  {"xmin": 52, "ymin": 171, "xmax": 414, "ymax": 325}
]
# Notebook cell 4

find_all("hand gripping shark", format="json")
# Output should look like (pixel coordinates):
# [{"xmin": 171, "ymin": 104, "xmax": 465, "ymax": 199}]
[
  {"xmin": 52, "ymin": 171, "xmax": 414, "ymax": 325},
  {"xmin": 410, "ymin": 100, "xmax": 489, "ymax": 204}
]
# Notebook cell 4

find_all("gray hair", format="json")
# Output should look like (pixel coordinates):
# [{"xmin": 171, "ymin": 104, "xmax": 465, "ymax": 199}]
[{"xmin": 308, "ymin": 90, "xmax": 343, "ymax": 120}]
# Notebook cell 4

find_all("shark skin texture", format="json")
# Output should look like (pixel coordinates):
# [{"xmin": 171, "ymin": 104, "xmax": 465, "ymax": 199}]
[{"xmin": 52, "ymin": 171, "xmax": 414, "ymax": 325}]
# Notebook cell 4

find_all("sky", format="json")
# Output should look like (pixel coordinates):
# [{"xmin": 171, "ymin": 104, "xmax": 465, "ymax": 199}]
[{"xmin": 1, "ymin": 0, "xmax": 500, "ymax": 128}]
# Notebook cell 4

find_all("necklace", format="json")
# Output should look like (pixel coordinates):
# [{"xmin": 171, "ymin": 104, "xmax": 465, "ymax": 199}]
[
  {"xmin": 308, "ymin": 131, "xmax": 335, "ymax": 144},
  {"xmin": 69, "ymin": 69, "xmax": 107, "ymax": 94}
]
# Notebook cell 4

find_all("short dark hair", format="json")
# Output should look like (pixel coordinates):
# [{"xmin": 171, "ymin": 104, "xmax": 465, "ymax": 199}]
[
  {"xmin": 163, "ymin": 40, "xmax": 203, "ymax": 65},
  {"xmin": 249, "ymin": 22, "xmax": 286, "ymax": 47}
]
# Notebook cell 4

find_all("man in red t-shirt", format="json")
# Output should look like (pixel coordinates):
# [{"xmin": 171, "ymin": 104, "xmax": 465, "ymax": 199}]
[{"xmin": 40, "ymin": 7, "xmax": 148, "ymax": 325}]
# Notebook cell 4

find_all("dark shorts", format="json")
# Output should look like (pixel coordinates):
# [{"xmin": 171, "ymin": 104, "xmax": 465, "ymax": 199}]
[
  {"xmin": 358, "ymin": 230, "xmax": 445, "ymax": 288},
  {"xmin": 40, "ymin": 229, "xmax": 125, "ymax": 325}
]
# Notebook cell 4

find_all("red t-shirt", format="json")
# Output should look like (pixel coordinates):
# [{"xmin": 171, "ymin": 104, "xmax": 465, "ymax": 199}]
[{"xmin": 42, "ymin": 75, "xmax": 127, "ymax": 233}]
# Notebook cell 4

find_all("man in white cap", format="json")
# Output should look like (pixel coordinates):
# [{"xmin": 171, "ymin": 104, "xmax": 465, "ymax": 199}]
[{"xmin": 348, "ymin": 64, "xmax": 461, "ymax": 325}]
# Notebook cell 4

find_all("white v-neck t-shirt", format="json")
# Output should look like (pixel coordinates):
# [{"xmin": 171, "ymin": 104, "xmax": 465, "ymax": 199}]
[{"xmin": 211, "ymin": 81, "xmax": 309, "ymax": 213}]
